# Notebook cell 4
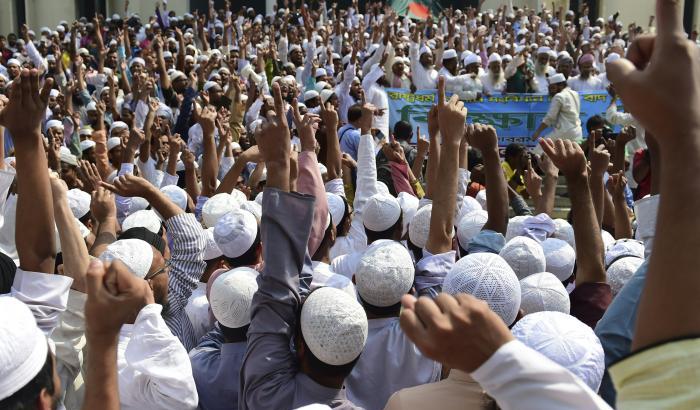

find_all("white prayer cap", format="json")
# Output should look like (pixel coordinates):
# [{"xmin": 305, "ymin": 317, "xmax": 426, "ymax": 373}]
[
  {"xmin": 59, "ymin": 147, "xmax": 79, "ymax": 167},
  {"xmin": 127, "ymin": 197, "xmax": 149, "ymax": 214},
  {"xmin": 129, "ymin": 57, "xmax": 146, "ymax": 68},
  {"xmin": 376, "ymin": 181, "xmax": 390, "ymax": 196},
  {"xmin": 109, "ymin": 121, "xmax": 128, "ymax": 135},
  {"xmin": 66, "ymin": 188, "xmax": 91, "ymax": 219},
  {"xmin": 419, "ymin": 45, "xmax": 432, "ymax": 56},
  {"xmin": 356, "ymin": 240, "xmax": 414, "ymax": 307},
  {"xmin": 239, "ymin": 201, "xmax": 262, "ymax": 223},
  {"xmin": 162, "ymin": 51, "xmax": 173, "ymax": 59},
  {"xmin": 203, "ymin": 227, "xmax": 224, "ymax": 260},
  {"xmin": 457, "ymin": 210, "xmax": 488, "ymax": 250},
  {"xmin": 457, "ymin": 195, "xmax": 483, "ymax": 222},
  {"xmin": 512, "ymin": 311, "xmax": 605, "ymax": 391},
  {"xmin": 80, "ymin": 139, "xmax": 96, "ymax": 151},
  {"xmin": 314, "ymin": 81, "xmax": 329, "ymax": 93},
  {"xmin": 214, "ymin": 209, "xmax": 258, "ymax": 259},
  {"xmin": 408, "ymin": 204, "xmax": 447, "ymax": 249},
  {"xmin": 122, "ymin": 210, "xmax": 161, "ymax": 234},
  {"xmin": 49, "ymin": 88, "xmax": 60, "ymax": 98},
  {"xmin": 499, "ymin": 236, "xmax": 546, "ymax": 280},
  {"xmin": 444, "ymin": 252, "xmax": 521, "ymax": 325},
  {"xmin": 326, "ymin": 193, "xmax": 345, "ymax": 228},
  {"xmin": 363, "ymin": 194, "xmax": 401, "ymax": 232},
  {"xmin": 106, "ymin": 137, "xmax": 122, "ymax": 151},
  {"xmin": 254, "ymin": 191, "xmax": 264, "ymax": 205},
  {"xmin": 541, "ymin": 238, "xmax": 576, "ymax": 281},
  {"xmin": 46, "ymin": 119, "xmax": 64, "ymax": 130},
  {"xmin": 503, "ymin": 54, "xmax": 513, "ymax": 62},
  {"xmin": 6, "ymin": 58, "xmax": 21, "ymax": 67},
  {"xmin": 537, "ymin": 46, "xmax": 551, "ymax": 55},
  {"xmin": 607, "ymin": 257, "xmax": 644, "ymax": 297},
  {"xmin": 605, "ymin": 53, "xmax": 621, "ymax": 64},
  {"xmin": 99, "ymin": 238, "xmax": 154, "ymax": 279},
  {"xmin": 320, "ymin": 89, "xmax": 335, "ymax": 104},
  {"xmin": 505, "ymin": 215, "xmax": 528, "ymax": 241},
  {"xmin": 209, "ymin": 267, "xmax": 259, "ymax": 328},
  {"xmin": 300, "ymin": 287, "xmax": 368, "ymax": 366},
  {"xmin": 288, "ymin": 44, "xmax": 302, "ymax": 53},
  {"xmin": 605, "ymin": 239, "xmax": 644, "ymax": 268},
  {"xmin": 488, "ymin": 53, "xmax": 502, "ymax": 64},
  {"xmin": 203, "ymin": 81, "xmax": 220, "ymax": 92},
  {"xmin": 601, "ymin": 230, "xmax": 615, "ymax": 250},
  {"xmin": 442, "ymin": 49, "xmax": 458, "ymax": 61},
  {"xmin": 202, "ymin": 193, "xmax": 242, "ymax": 228},
  {"xmin": 315, "ymin": 67, "xmax": 327, "ymax": 77},
  {"xmin": 464, "ymin": 53, "xmax": 480, "ymax": 66},
  {"xmin": 331, "ymin": 53, "xmax": 341, "ymax": 60},
  {"xmin": 397, "ymin": 192, "xmax": 419, "ymax": 238},
  {"xmin": 548, "ymin": 73, "xmax": 567, "ymax": 85},
  {"xmin": 160, "ymin": 185, "xmax": 188, "ymax": 211},
  {"xmin": 475, "ymin": 189, "xmax": 487, "ymax": 208},
  {"xmin": 85, "ymin": 101, "xmax": 98, "ymax": 112},
  {"xmin": 0, "ymin": 297, "xmax": 49, "ymax": 401},
  {"xmin": 552, "ymin": 218, "xmax": 575, "ymax": 249},
  {"xmin": 304, "ymin": 90, "xmax": 320, "ymax": 102},
  {"xmin": 520, "ymin": 272, "xmax": 571, "ymax": 315}
]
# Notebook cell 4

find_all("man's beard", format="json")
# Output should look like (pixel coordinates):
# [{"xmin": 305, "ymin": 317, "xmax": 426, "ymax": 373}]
[
  {"xmin": 535, "ymin": 62, "xmax": 548, "ymax": 76},
  {"xmin": 490, "ymin": 70, "xmax": 504, "ymax": 83}
]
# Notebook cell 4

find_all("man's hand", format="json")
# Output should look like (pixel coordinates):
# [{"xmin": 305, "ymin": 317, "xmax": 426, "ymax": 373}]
[
  {"xmin": 539, "ymin": 138, "xmax": 587, "ymax": 178},
  {"xmin": 79, "ymin": 160, "xmax": 103, "ymax": 193},
  {"xmin": 85, "ymin": 259, "xmax": 154, "ymax": 338},
  {"xmin": 257, "ymin": 83, "xmax": 291, "ymax": 182},
  {"xmin": 319, "ymin": 102, "xmax": 339, "ymax": 131},
  {"xmin": 436, "ymin": 76, "xmax": 467, "ymax": 145},
  {"xmin": 101, "ymin": 174, "xmax": 156, "ymax": 199},
  {"xmin": 608, "ymin": 171, "xmax": 627, "ymax": 201},
  {"xmin": 199, "ymin": 105, "xmax": 217, "ymax": 136},
  {"xmin": 540, "ymin": 153, "xmax": 559, "ymax": 178},
  {"xmin": 358, "ymin": 93, "xmax": 375, "ymax": 135},
  {"xmin": 0, "ymin": 69, "xmax": 54, "ymax": 140},
  {"xmin": 589, "ymin": 142, "xmax": 611, "ymax": 177},
  {"xmin": 91, "ymin": 187, "xmax": 116, "ymax": 222},
  {"xmin": 617, "ymin": 126, "xmax": 636, "ymax": 146},
  {"xmin": 292, "ymin": 98, "xmax": 321, "ymax": 152},
  {"xmin": 466, "ymin": 123, "xmax": 498, "ymax": 154},
  {"xmin": 49, "ymin": 173, "xmax": 69, "ymax": 203},
  {"xmin": 524, "ymin": 158, "xmax": 542, "ymax": 198},
  {"xmin": 126, "ymin": 127, "xmax": 145, "ymax": 152},
  {"xmin": 400, "ymin": 294, "xmax": 514, "ymax": 373}
]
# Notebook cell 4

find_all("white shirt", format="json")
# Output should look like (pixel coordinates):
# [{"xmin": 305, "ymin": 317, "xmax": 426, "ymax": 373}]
[
  {"xmin": 410, "ymin": 42, "xmax": 438, "ymax": 90},
  {"xmin": 311, "ymin": 261, "xmax": 356, "ymax": 297},
  {"xmin": 345, "ymin": 317, "xmax": 442, "ymax": 410},
  {"xmin": 336, "ymin": 63, "xmax": 359, "ymax": 124},
  {"xmin": 567, "ymin": 75, "xmax": 605, "ymax": 92},
  {"xmin": 480, "ymin": 72, "xmax": 506, "ymax": 96},
  {"xmin": 362, "ymin": 64, "xmax": 390, "ymax": 138},
  {"xmin": 184, "ymin": 282, "xmax": 213, "ymax": 345},
  {"xmin": 118, "ymin": 304, "xmax": 199, "ymax": 410},
  {"xmin": 542, "ymin": 87, "xmax": 582, "ymax": 138},
  {"xmin": 535, "ymin": 73, "xmax": 550, "ymax": 94}
]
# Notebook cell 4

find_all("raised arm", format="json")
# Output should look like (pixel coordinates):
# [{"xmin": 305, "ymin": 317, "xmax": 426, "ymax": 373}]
[
  {"xmin": 199, "ymin": 106, "xmax": 219, "ymax": 197},
  {"xmin": 321, "ymin": 102, "xmax": 342, "ymax": 180},
  {"xmin": 588, "ymin": 133, "xmax": 611, "ymax": 228},
  {"xmin": 469, "ymin": 124, "xmax": 508, "ymax": 235},
  {"xmin": 425, "ymin": 106, "xmax": 441, "ymax": 199}
]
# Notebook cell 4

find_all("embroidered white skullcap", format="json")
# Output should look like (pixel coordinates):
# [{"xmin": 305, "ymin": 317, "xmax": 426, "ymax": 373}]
[
  {"xmin": 6, "ymin": 58, "xmax": 21, "ymax": 67},
  {"xmin": 443, "ymin": 253, "xmax": 521, "ymax": 325},
  {"xmin": 46, "ymin": 119, "xmax": 64, "ymax": 130},
  {"xmin": 254, "ymin": 191, "xmax": 264, "ymax": 205},
  {"xmin": 512, "ymin": 311, "xmax": 605, "ymax": 391},
  {"xmin": 122, "ymin": 210, "xmax": 161, "ymax": 234},
  {"xmin": 520, "ymin": 272, "xmax": 571, "ymax": 315},
  {"xmin": 209, "ymin": 267, "xmax": 259, "ymax": 328},
  {"xmin": 85, "ymin": 101, "xmax": 98, "ymax": 112},
  {"xmin": 129, "ymin": 57, "xmax": 146, "ymax": 68},
  {"xmin": 442, "ymin": 49, "xmax": 458, "ymax": 61},
  {"xmin": 604, "ymin": 239, "xmax": 644, "ymax": 268},
  {"xmin": 300, "ymin": 287, "xmax": 368, "ymax": 365},
  {"xmin": 464, "ymin": 53, "xmax": 480, "ymax": 66},
  {"xmin": 106, "ymin": 137, "xmax": 121, "ymax": 151},
  {"xmin": 505, "ymin": 215, "xmax": 529, "ymax": 241},
  {"xmin": 80, "ymin": 139, "xmax": 96, "ymax": 151},
  {"xmin": 203, "ymin": 81, "xmax": 220, "ymax": 92},
  {"xmin": 419, "ymin": 45, "xmax": 432, "ymax": 56},
  {"xmin": 537, "ymin": 46, "xmax": 551, "ymax": 55},
  {"xmin": 203, "ymin": 227, "xmax": 223, "ymax": 260},
  {"xmin": 356, "ymin": 240, "xmax": 414, "ymax": 307},
  {"xmin": 160, "ymin": 185, "xmax": 188, "ymax": 211},
  {"xmin": 59, "ymin": 148, "xmax": 79, "ymax": 166},
  {"xmin": 397, "ymin": 192, "xmax": 419, "ymax": 238},
  {"xmin": 239, "ymin": 201, "xmax": 262, "ymax": 223},
  {"xmin": 99, "ymin": 238, "xmax": 154, "ymax": 279},
  {"xmin": 499, "ymin": 236, "xmax": 546, "ymax": 280},
  {"xmin": 202, "ymin": 193, "xmax": 242, "ymax": 228},
  {"xmin": 488, "ymin": 53, "xmax": 502, "ymax": 64},
  {"xmin": 408, "ymin": 204, "xmax": 432, "ymax": 249},
  {"xmin": 363, "ymin": 194, "xmax": 401, "ymax": 232},
  {"xmin": 457, "ymin": 210, "xmax": 488, "ymax": 250},
  {"xmin": 601, "ymin": 230, "xmax": 615, "ymax": 250},
  {"xmin": 458, "ymin": 195, "xmax": 483, "ymax": 222},
  {"xmin": 214, "ymin": 209, "xmax": 258, "ymax": 259},
  {"xmin": 66, "ymin": 188, "xmax": 91, "ymax": 219},
  {"xmin": 552, "ymin": 218, "xmax": 575, "ymax": 249},
  {"xmin": 548, "ymin": 73, "xmax": 567, "ymax": 85},
  {"xmin": 320, "ymin": 89, "xmax": 335, "ymax": 104},
  {"xmin": 605, "ymin": 53, "xmax": 621, "ymax": 64},
  {"xmin": 0, "ymin": 298, "xmax": 49, "ymax": 400},
  {"xmin": 541, "ymin": 238, "xmax": 576, "ymax": 281},
  {"xmin": 475, "ymin": 190, "xmax": 487, "ymax": 208},
  {"xmin": 128, "ymin": 196, "xmax": 149, "ymax": 214},
  {"xmin": 288, "ymin": 44, "xmax": 302, "ymax": 53},
  {"xmin": 326, "ymin": 193, "xmax": 345, "ymax": 228},
  {"xmin": 109, "ymin": 121, "xmax": 128, "ymax": 135},
  {"xmin": 607, "ymin": 257, "xmax": 644, "ymax": 297},
  {"xmin": 231, "ymin": 188, "xmax": 248, "ymax": 204},
  {"xmin": 304, "ymin": 90, "xmax": 319, "ymax": 102}
]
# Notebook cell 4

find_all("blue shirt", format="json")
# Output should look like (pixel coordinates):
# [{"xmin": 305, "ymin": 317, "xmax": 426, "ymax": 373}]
[{"xmin": 338, "ymin": 124, "xmax": 361, "ymax": 161}]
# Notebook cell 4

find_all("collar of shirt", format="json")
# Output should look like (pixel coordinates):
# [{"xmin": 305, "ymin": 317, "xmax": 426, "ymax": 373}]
[
  {"xmin": 296, "ymin": 372, "xmax": 349, "ymax": 404},
  {"xmin": 368, "ymin": 316, "xmax": 399, "ymax": 332}
]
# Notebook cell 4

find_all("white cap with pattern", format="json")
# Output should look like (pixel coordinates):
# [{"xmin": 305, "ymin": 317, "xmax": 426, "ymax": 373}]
[
  {"xmin": 457, "ymin": 195, "xmax": 483, "ymax": 222},
  {"xmin": 505, "ymin": 215, "xmax": 529, "ymax": 241},
  {"xmin": 520, "ymin": 272, "xmax": 571, "ymax": 315},
  {"xmin": 397, "ymin": 192, "xmax": 419, "ymax": 238},
  {"xmin": 408, "ymin": 204, "xmax": 432, "ymax": 249},
  {"xmin": 457, "ymin": 210, "xmax": 488, "ymax": 249},
  {"xmin": 362, "ymin": 194, "xmax": 401, "ymax": 232},
  {"xmin": 443, "ymin": 253, "xmax": 521, "ymax": 325},
  {"xmin": 214, "ymin": 209, "xmax": 258, "ymax": 259},
  {"xmin": 604, "ymin": 239, "xmax": 644, "ymax": 268},
  {"xmin": 202, "ymin": 193, "xmax": 242, "ymax": 228},
  {"xmin": 552, "ymin": 218, "xmax": 575, "ymax": 249},
  {"xmin": 300, "ymin": 287, "xmax": 368, "ymax": 365},
  {"xmin": 99, "ymin": 239, "xmax": 154, "ymax": 279},
  {"xmin": 475, "ymin": 190, "xmax": 487, "ymax": 208},
  {"xmin": 209, "ymin": 267, "xmax": 259, "ymax": 328},
  {"xmin": 160, "ymin": 185, "xmax": 188, "ymax": 210},
  {"xmin": 511, "ymin": 311, "xmax": 605, "ymax": 391},
  {"xmin": 122, "ymin": 210, "xmax": 161, "ymax": 234},
  {"xmin": 203, "ymin": 227, "xmax": 224, "ymax": 261},
  {"xmin": 356, "ymin": 240, "xmax": 414, "ymax": 307},
  {"xmin": 499, "ymin": 236, "xmax": 546, "ymax": 280},
  {"xmin": 606, "ymin": 257, "xmax": 644, "ymax": 297},
  {"xmin": 67, "ymin": 188, "xmax": 91, "ymax": 219},
  {"xmin": 541, "ymin": 238, "xmax": 576, "ymax": 281},
  {"xmin": 326, "ymin": 193, "xmax": 345, "ymax": 228}
]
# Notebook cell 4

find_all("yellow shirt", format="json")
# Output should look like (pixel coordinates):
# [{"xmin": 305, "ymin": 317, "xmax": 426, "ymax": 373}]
[{"xmin": 502, "ymin": 161, "xmax": 526, "ymax": 194}]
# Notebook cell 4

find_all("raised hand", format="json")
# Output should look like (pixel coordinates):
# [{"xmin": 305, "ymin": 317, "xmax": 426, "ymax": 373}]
[
  {"xmin": 199, "ymin": 105, "xmax": 217, "ymax": 136},
  {"xmin": 319, "ymin": 102, "xmax": 338, "ymax": 131},
  {"xmin": 539, "ymin": 138, "xmax": 587, "ymax": 178},
  {"xmin": 126, "ymin": 127, "xmax": 145, "ymax": 152},
  {"xmin": 589, "ymin": 139, "xmax": 611, "ymax": 177},
  {"xmin": 608, "ymin": 171, "xmax": 628, "ymax": 200},
  {"xmin": 79, "ymin": 160, "xmax": 103, "ymax": 193},
  {"xmin": 436, "ymin": 76, "xmax": 467, "ymax": 144},
  {"xmin": 524, "ymin": 157, "xmax": 542, "ymax": 197},
  {"xmin": 617, "ymin": 126, "xmax": 636, "ymax": 146},
  {"xmin": 257, "ymin": 83, "xmax": 290, "ymax": 167},
  {"xmin": 0, "ymin": 69, "xmax": 54, "ymax": 140},
  {"xmin": 49, "ymin": 173, "xmax": 69, "ymax": 203},
  {"xmin": 466, "ymin": 123, "xmax": 498, "ymax": 154},
  {"xmin": 91, "ymin": 186, "xmax": 116, "ymax": 222},
  {"xmin": 540, "ymin": 153, "xmax": 559, "ymax": 177},
  {"xmin": 291, "ymin": 98, "xmax": 320, "ymax": 152},
  {"xmin": 101, "ymin": 174, "xmax": 155, "ymax": 199}
]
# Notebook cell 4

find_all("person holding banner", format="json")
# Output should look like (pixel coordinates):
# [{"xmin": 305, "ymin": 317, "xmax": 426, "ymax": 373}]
[{"xmin": 531, "ymin": 74, "xmax": 582, "ymax": 150}]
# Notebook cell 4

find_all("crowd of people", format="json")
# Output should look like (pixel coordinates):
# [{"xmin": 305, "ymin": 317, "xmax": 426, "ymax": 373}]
[{"xmin": 0, "ymin": 0, "xmax": 696, "ymax": 409}]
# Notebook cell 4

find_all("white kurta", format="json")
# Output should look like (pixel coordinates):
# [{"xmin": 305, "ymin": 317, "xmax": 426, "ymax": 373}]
[
  {"xmin": 542, "ymin": 87, "xmax": 583, "ymax": 142},
  {"xmin": 184, "ymin": 282, "xmax": 213, "ymax": 345},
  {"xmin": 311, "ymin": 261, "xmax": 356, "ymax": 297},
  {"xmin": 567, "ymin": 75, "xmax": 605, "ymax": 92},
  {"xmin": 480, "ymin": 72, "xmax": 506, "ymax": 96},
  {"xmin": 409, "ymin": 42, "xmax": 438, "ymax": 90}
]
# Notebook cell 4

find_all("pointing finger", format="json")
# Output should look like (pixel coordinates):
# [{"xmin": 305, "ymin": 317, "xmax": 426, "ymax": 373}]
[{"xmin": 437, "ymin": 75, "xmax": 446, "ymax": 106}]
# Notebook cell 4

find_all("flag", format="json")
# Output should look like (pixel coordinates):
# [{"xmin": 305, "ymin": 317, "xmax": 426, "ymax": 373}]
[{"xmin": 390, "ymin": 0, "xmax": 442, "ymax": 21}]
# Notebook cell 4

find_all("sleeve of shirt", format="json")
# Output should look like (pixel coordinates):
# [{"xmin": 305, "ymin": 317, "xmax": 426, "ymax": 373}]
[
  {"xmin": 195, "ymin": 195, "xmax": 208, "ymax": 223},
  {"xmin": 51, "ymin": 289, "xmax": 87, "ymax": 392},
  {"xmin": 161, "ymin": 172, "xmax": 180, "ymax": 188},
  {"xmin": 455, "ymin": 168, "xmax": 469, "ymax": 220},
  {"xmin": 0, "ymin": 169, "xmax": 16, "ymax": 212},
  {"xmin": 347, "ymin": 133, "xmax": 379, "ymax": 250},
  {"xmin": 300, "ymin": 40, "xmax": 316, "ymax": 88},
  {"xmin": 361, "ymin": 63, "xmax": 385, "ymax": 94},
  {"xmin": 296, "ymin": 151, "xmax": 330, "ymax": 256},
  {"xmin": 542, "ymin": 94, "xmax": 564, "ymax": 127},
  {"xmin": 278, "ymin": 36, "xmax": 289, "ymax": 65},
  {"xmin": 471, "ymin": 340, "xmax": 612, "ymax": 410},
  {"xmin": 163, "ymin": 213, "xmax": 206, "ymax": 321},
  {"xmin": 569, "ymin": 282, "xmax": 612, "ymax": 329},
  {"xmin": 338, "ymin": 62, "xmax": 356, "ymax": 93},
  {"xmin": 415, "ymin": 250, "xmax": 456, "ymax": 298},
  {"xmin": 240, "ymin": 189, "xmax": 315, "ymax": 410},
  {"xmin": 134, "ymin": 100, "xmax": 149, "ymax": 130},
  {"xmin": 605, "ymin": 104, "xmax": 634, "ymax": 126},
  {"xmin": 25, "ymin": 40, "xmax": 47, "ymax": 72},
  {"xmin": 121, "ymin": 304, "xmax": 199, "ymax": 410},
  {"xmin": 115, "ymin": 163, "xmax": 135, "ymax": 223},
  {"xmin": 11, "ymin": 269, "xmax": 73, "ymax": 336}
]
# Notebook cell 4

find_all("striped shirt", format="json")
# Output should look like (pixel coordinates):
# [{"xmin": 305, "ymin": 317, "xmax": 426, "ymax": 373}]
[{"xmin": 163, "ymin": 212, "xmax": 207, "ymax": 351}]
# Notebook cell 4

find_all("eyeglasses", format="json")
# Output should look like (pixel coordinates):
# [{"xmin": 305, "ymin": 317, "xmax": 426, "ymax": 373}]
[{"xmin": 145, "ymin": 259, "xmax": 171, "ymax": 281}]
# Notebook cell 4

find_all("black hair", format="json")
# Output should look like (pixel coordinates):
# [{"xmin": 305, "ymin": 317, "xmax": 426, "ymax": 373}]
[
  {"xmin": 0, "ymin": 351, "xmax": 55, "ymax": 410},
  {"xmin": 220, "ymin": 323, "xmax": 250, "ymax": 343},
  {"xmin": 393, "ymin": 121, "xmax": 413, "ymax": 141},
  {"xmin": 335, "ymin": 198, "xmax": 351, "ymax": 237},
  {"xmin": 365, "ymin": 214, "xmax": 403, "ymax": 244},
  {"xmin": 119, "ymin": 227, "xmax": 166, "ymax": 255},
  {"xmin": 0, "ymin": 251, "xmax": 17, "ymax": 293},
  {"xmin": 359, "ymin": 295, "xmax": 402, "ymax": 317},
  {"xmin": 224, "ymin": 229, "xmax": 261, "ymax": 267},
  {"xmin": 586, "ymin": 115, "xmax": 606, "ymax": 134},
  {"xmin": 312, "ymin": 219, "xmax": 335, "ymax": 261},
  {"xmin": 504, "ymin": 143, "xmax": 526, "ymax": 160},
  {"xmin": 78, "ymin": 211, "xmax": 92, "ymax": 226},
  {"xmin": 347, "ymin": 104, "xmax": 363, "ymax": 123}
]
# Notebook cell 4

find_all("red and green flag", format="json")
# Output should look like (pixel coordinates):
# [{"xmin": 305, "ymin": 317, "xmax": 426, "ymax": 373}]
[{"xmin": 391, "ymin": 0, "xmax": 442, "ymax": 21}]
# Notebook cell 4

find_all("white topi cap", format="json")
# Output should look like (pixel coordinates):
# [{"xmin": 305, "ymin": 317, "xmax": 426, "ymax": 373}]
[
  {"xmin": 122, "ymin": 210, "xmax": 162, "ymax": 235},
  {"xmin": 202, "ymin": 193, "xmax": 242, "ymax": 228},
  {"xmin": 408, "ymin": 204, "xmax": 432, "ymax": 249},
  {"xmin": 505, "ymin": 215, "xmax": 528, "ymax": 241},
  {"xmin": 552, "ymin": 218, "xmax": 575, "ymax": 249},
  {"xmin": 457, "ymin": 210, "xmax": 488, "ymax": 250},
  {"xmin": 99, "ymin": 239, "xmax": 154, "ymax": 279},
  {"xmin": 548, "ymin": 73, "xmax": 567, "ymax": 85},
  {"xmin": 457, "ymin": 195, "xmax": 483, "ymax": 222},
  {"xmin": 396, "ymin": 192, "xmax": 419, "ymax": 238},
  {"xmin": 66, "ymin": 188, "xmax": 91, "ymax": 219},
  {"xmin": 519, "ymin": 272, "xmax": 571, "ymax": 315},
  {"xmin": 209, "ymin": 267, "xmax": 259, "ymax": 328},
  {"xmin": 202, "ymin": 227, "xmax": 224, "ymax": 261},
  {"xmin": 214, "ymin": 209, "xmax": 258, "ymax": 259},
  {"xmin": 326, "ymin": 193, "xmax": 345, "ymax": 228},
  {"xmin": 541, "ymin": 238, "xmax": 576, "ymax": 281},
  {"xmin": 160, "ymin": 185, "xmax": 188, "ymax": 211},
  {"xmin": 606, "ymin": 257, "xmax": 644, "ymax": 297},
  {"xmin": 355, "ymin": 240, "xmax": 414, "ymax": 307},
  {"xmin": 499, "ymin": 236, "xmax": 546, "ymax": 280},
  {"xmin": 362, "ymin": 194, "xmax": 401, "ymax": 232},
  {"xmin": 604, "ymin": 239, "xmax": 645, "ymax": 268}
]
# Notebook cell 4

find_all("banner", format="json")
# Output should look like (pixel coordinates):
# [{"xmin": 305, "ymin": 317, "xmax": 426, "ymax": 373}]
[{"xmin": 386, "ymin": 88, "xmax": 620, "ymax": 148}]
